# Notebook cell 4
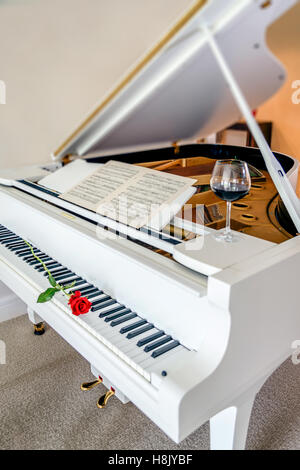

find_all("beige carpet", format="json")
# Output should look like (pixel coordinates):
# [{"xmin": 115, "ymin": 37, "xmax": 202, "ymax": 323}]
[{"xmin": 0, "ymin": 315, "xmax": 300, "ymax": 450}]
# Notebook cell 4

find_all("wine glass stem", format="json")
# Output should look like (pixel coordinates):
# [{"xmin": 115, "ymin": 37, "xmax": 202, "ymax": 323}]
[{"xmin": 225, "ymin": 201, "xmax": 232, "ymax": 234}]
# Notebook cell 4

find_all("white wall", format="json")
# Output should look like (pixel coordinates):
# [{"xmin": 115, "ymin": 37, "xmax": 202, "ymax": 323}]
[
  {"xmin": 1, "ymin": 1, "xmax": 299, "ymax": 173},
  {"xmin": 0, "ymin": 0, "xmax": 190, "ymax": 169}
]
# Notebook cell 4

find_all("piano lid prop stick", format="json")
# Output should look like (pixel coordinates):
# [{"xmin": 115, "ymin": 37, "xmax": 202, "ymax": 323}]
[{"xmin": 202, "ymin": 24, "xmax": 300, "ymax": 233}]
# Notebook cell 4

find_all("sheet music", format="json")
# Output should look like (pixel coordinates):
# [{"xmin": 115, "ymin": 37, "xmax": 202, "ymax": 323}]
[
  {"xmin": 38, "ymin": 159, "xmax": 101, "ymax": 194},
  {"xmin": 60, "ymin": 161, "xmax": 196, "ymax": 229}
]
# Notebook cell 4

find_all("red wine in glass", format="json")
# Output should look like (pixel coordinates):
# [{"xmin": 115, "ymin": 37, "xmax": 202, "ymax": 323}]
[
  {"xmin": 211, "ymin": 184, "xmax": 250, "ymax": 202},
  {"xmin": 210, "ymin": 160, "xmax": 251, "ymax": 242}
]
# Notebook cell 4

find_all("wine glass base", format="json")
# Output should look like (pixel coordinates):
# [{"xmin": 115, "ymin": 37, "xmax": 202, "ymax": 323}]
[{"xmin": 214, "ymin": 229, "xmax": 239, "ymax": 243}]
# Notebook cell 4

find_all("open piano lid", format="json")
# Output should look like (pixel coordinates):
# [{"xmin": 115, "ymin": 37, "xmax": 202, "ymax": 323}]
[{"xmin": 52, "ymin": 0, "xmax": 300, "ymax": 232}]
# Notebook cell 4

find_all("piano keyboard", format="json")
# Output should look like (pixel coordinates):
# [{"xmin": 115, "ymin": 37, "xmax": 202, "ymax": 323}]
[{"xmin": 0, "ymin": 224, "xmax": 190, "ymax": 381}]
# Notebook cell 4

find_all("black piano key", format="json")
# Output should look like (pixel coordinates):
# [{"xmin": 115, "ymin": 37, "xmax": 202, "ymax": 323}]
[
  {"xmin": 4, "ymin": 237, "xmax": 22, "ymax": 243},
  {"xmin": 86, "ymin": 291, "xmax": 103, "ymax": 299},
  {"xmin": 28, "ymin": 257, "xmax": 51, "ymax": 265},
  {"xmin": 76, "ymin": 287, "xmax": 96, "ymax": 296},
  {"xmin": 79, "ymin": 286, "xmax": 94, "ymax": 295},
  {"xmin": 23, "ymin": 252, "xmax": 44, "ymax": 261},
  {"xmin": 8, "ymin": 245, "xmax": 29, "ymax": 252},
  {"xmin": 91, "ymin": 299, "xmax": 116, "ymax": 312},
  {"xmin": 137, "ymin": 331, "xmax": 164, "ymax": 347},
  {"xmin": 66, "ymin": 281, "xmax": 87, "ymax": 293},
  {"xmin": 126, "ymin": 324, "xmax": 154, "ymax": 339},
  {"xmin": 1, "ymin": 236, "xmax": 23, "ymax": 244},
  {"xmin": 91, "ymin": 295, "xmax": 110, "ymax": 307},
  {"xmin": 144, "ymin": 336, "xmax": 172, "ymax": 353},
  {"xmin": 104, "ymin": 308, "xmax": 131, "ymax": 322},
  {"xmin": 54, "ymin": 272, "xmax": 76, "ymax": 281},
  {"xmin": 36, "ymin": 263, "xmax": 62, "ymax": 273},
  {"xmin": 2, "ymin": 237, "xmax": 21, "ymax": 244},
  {"xmin": 120, "ymin": 319, "xmax": 147, "ymax": 334},
  {"xmin": 151, "ymin": 341, "xmax": 180, "ymax": 358},
  {"xmin": 9, "ymin": 246, "xmax": 29, "ymax": 253},
  {"xmin": 0, "ymin": 232, "xmax": 15, "ymax": 238},
  {"xmin": 16, "ymin": 248, "xmax": 40, "ymax": 256},
  {"xmin": 63, "ymin": 278, "xmax": 82, "ymax": 287},
  {"xmin": 43, "ymin": 267, "xmax": 68, "ymax": 276},
  {"xmin": 35, "ymin": 262, "xmax": 60, "ymax": 271},
  {"xmin": 1, "ymin": 237, "xmax": 19, "ymax": 244},
  {"xmin": 27, "ymin": 257, "xmax": 51, "ymax": 265},
  {"xmin": 72, "ymin": 279, "xmax": 85, "ymax": 288},
  {"xmin": 99, "ymin": 305, "xmax": 126, "ymax": 318},
  {"xmin": 18, "ymin": 251, "xmax": 44, "ymax": 259},
  {"xmin": 22, "ymin": 253, "xmax": 45, "ymax": 261},
  {"xmin": 110, "ymin": 313, "xmax": 137, "ymax": 327}
]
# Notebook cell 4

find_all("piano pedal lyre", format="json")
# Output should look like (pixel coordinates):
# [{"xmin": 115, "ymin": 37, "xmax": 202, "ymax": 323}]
[
  {"xmin": 81, "ymin": 376, "xmax": 103, "ymax": 391},
  {"xmin": 34, "ymin": 322, "xmax": 45, "ymax": 336},
  {"xmin": 97, "ymin": 387, "xmax": 115, "ymax": 409}
]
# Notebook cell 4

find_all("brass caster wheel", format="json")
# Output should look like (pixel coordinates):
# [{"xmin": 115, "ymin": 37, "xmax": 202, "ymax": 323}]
[
  {"xmin": 34, "ymin": 322, "xmax": 45, "ymax": 336},
  {"xmin": 81, "ymin": 376, "xmax": 103, "ymax": 391},
  {"xmin": 97, "ymin": 387, "xmax": 115, "ymax": 409}
]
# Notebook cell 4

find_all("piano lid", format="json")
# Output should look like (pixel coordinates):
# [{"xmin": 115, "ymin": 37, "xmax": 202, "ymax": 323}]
[{"xmin": 52, "ymin": 0, "xmax": 298, "ymax": 161}]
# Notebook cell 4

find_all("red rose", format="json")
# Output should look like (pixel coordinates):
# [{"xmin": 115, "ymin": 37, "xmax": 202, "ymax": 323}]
[{"xmin": 68, "ymin": 291, "xmax": 92, "ymax": 316}]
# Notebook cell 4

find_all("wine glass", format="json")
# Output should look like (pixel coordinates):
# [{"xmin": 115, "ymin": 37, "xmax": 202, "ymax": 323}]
[{"xmin": 210, "ymin": 159, "xmax": 251, "ymax": 242}]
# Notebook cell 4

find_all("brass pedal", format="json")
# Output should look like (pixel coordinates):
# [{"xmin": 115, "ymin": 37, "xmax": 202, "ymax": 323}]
[
  {"xmin": 81, "ymin": 376, "xmax": 103, "ymax": 391},
  {"xmin": 97, "ymin": 387, "xmax": 115, "ymax": 409},
  {"xmin": 34, "ymin": 322, "xmax": 45, "ymax": 336}
]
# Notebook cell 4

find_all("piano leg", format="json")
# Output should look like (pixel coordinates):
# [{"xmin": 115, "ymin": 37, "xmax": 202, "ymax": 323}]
[
  {"xmin": 210, "ymin": 401, "xmax": 255, "ymax": 450},
  {"xmin": 209, "ymin": 379, "xmax": 266, "ymax": 450},
  {"xmin": 27, "ymin": 307, "xmax": 45, "ymax": 336}
]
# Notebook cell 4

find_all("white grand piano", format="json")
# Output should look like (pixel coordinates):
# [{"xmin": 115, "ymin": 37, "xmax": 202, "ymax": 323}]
[{"xmin": 0, "ymin": 0, "xmax": 300, "ymax": 450}]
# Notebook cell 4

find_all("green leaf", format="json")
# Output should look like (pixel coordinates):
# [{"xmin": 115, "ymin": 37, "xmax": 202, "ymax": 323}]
[
  {"xmin": 48, "ymin": 274, "xmax": 57, "ymax": 287},
  {"xmin": 37, "ymin": 287, "xmax": 58, "ymax": 303}
]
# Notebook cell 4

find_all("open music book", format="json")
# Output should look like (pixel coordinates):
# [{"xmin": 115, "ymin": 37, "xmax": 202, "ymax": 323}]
[
  {"xmin": 45, "ymin": 160, "xmax": 197, "ymax": 230},
  {"xmin": 38, "ymin": 159, "xmax": 101, "ymax": 194}
]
